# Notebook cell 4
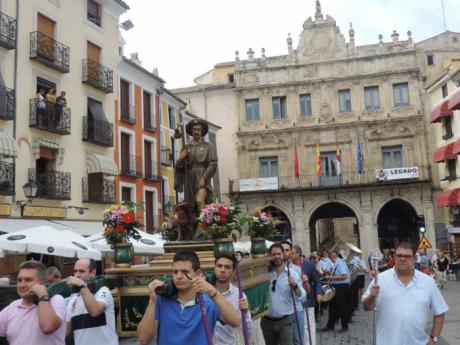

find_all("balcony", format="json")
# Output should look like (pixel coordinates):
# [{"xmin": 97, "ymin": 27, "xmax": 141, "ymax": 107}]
[
  {"xmin": 0, "ymin": 12, "xmax": 16, "ymax": 49},
  {"xmin": 120, "ymin": 154, "xmax": 143, "ymax": 178},
  {"xmin": 0, "ymin": 87, "xmax": 15, "ymax": 120},
  {"xmin": 82, "ymin": 116, "xmax": 114, "ymax": 147},
  {"xmin": 160, "ymin": 146, "xmax": 172, "ymax": 166},
  {"xmin": 82, "ymin": 176, "xmax": 115, "ymax": 204},
  {"xmin": 120, "ymin": 104, "xmax": 135, "ymax": 125},
  {"xmin": 82, "ymin": 59, "xmax": 113, "ymax": 93},
  {"xmin": 230, "ymin": 166, "xmax": 432, "ymax": 193},
  {"xmin": 29, "ymin": 31, "xmax": 70, "ymax": 73},
  {"xmin": 144, "ymin": 112, "xmax": 156, "ymax": 132},
  {"xmin": 144, "ymin": 161, "xmax": 161, "ymax": 182},
  {"xmin": 28, "ymin": 168, "xmax": 71, "ymax": 200},
  {"xmin": 87, "ymin": 11, "xmax": 101, "ymax": 27},
  {"xmin": 0, "ymin": 161, "xmax": 15, "ymax": 195},
  {"xmin": 29, "ymin": 99, "xmax": 71, "ymax": 135}
]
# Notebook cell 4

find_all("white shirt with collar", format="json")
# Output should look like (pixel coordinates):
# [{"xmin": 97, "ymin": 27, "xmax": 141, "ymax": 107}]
[
  {"xmin": 213, "ymin": 284, "xmax": 253, "ymax": 345},
  {"xmin": 362, "ymin": 268, "xmax": 448, "ymax": 345}
]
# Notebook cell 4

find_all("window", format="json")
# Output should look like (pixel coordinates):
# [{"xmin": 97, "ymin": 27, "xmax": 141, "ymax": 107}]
[
  {"xmin": 272, "ymin": 96, "xmax": 287, "ymax": 119},
  {"xmin": 447, "ymin": 160, "xmax": 457, "ymax": 180},
  {"xmin": 442, "ymin": 84, "xmax": 448, "ymax": 98},
  {"xmin": 300, "ymin": 94, "xmax": 312, "ymax": 116},
  {"xmin": 427, "ymin": 55, "xmax": 434, "ymax": 66},
  {"xmin": 364, "ymin": 86, "xmax": 380, "ymax": 110},
  {"xmin": 320, "ymin": 152, "xmax": 338, "ymax": 177},
  {"xmin": 228, "ymin": 74, "xmax": 235, "ymax": 83},
  {"xmin": 168, "ymin": 106, "xmax": 175, "ymax": 129},
  {"xmin": 245, "ymin": 99, "xmax": 260, "ymax": 122},
  {"xmin": 338, "ymin": 89, "xmax": 352, "ymax": 112},
  {"xmin": 120, "ymin": 79, "xmax": 131, "ymax": 121},
  {"xmin": 121, "ymin": 187, "xmax": 132, "ymax": 202},
  {"xmin": 259, "ymin": 157, "xmax": 278, "ymax": 178},
  {"xmin": 87, "ymin": 0, "xmax": 101, "ymax": 26},
  {"xmin": 381, "ymin": 146, "xmax": 404, "ymax": 169},
  {"xmin": 145, "ymin": 191, "xmax": 155, "ymax": 233},
  {"xmin": 143, "ymin": 91, "xmax": 154, "ymax": 130},
  {"xmin": 442, "ymin": 117, "xmax": 453, "ymax": 140},
  {"xmin": 393, "ymin": 83, "xmax": 410, "ymax": 107}
]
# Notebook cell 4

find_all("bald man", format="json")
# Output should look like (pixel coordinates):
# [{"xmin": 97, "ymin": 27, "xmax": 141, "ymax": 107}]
[{"xmin": 65, "ymin": 258, "xmax": 118, "ymax": 345}]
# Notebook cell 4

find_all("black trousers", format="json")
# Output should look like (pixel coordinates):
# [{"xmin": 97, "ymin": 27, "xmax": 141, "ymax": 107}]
[{"xmin": 327, "ymin": 284, "xmax": 351, "ymax": 329}]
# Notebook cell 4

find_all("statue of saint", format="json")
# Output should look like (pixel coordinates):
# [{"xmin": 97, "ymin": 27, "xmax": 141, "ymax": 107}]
[{"xmin": 174, "ymin": 118, "xmax": 218, "ymax": 239}]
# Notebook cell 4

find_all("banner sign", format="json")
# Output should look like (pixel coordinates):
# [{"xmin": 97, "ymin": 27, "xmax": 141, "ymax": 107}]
[
  {"xmin": 245, "ymin": 281, "xmax": 269, "ymax": 319},
  {"xmin": 375, "ymin": 167, "xmax": 419, "ymax": 182},
  {"xmin": 239, "ymin": 177, "xmax": 278, "ymax": 192}
]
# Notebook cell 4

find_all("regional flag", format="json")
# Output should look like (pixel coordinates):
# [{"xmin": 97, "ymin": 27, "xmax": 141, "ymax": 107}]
[
  {"xmin": 336, "ymin": 141, "xmax": 342, "ymax": 176},
  {"xmin": 294, "ymin": 143, "xmax": 299, "ymax": 177},
  {"xmin": 357, "ymin": 136, "xmax": 363, "ymax": 175},
  {"xmin": 316, "ymin": 144, "xmax": 321, "ymax": 176}
]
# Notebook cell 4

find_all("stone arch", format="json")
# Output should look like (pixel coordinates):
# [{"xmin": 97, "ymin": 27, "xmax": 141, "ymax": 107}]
[
  {"xmin": 372, "ymin": 195, "xmax": 422, "ymax": 226},
  {"xmin": 306, "ymin": 196, "xmax": 364, "ymax": 227}
]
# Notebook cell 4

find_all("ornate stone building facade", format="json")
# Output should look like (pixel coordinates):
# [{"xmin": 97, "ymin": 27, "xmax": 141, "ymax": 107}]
[{"xmin": 173, "ymin": 2, "xmax": 460, "ymax": 256}]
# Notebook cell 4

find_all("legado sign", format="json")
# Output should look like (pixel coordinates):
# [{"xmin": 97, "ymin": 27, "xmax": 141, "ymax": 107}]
[{"xmin": 376, "ymin": 167, "xmax": 419, "ymax": 181}]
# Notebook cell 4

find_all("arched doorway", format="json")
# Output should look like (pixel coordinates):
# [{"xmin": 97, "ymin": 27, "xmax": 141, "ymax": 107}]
[
  {"xmin": 262, "ymin": 206, "xmax": 292, "ymax": 242},
  {"xmin": 309, "ymin": 202, "xmax": 360, "ymax": 251},
  {"xmin": 377, "ymin": 199, "xmax": 419, "ymax": 251}
]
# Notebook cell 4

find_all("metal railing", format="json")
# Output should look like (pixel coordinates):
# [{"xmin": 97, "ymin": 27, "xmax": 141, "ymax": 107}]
[
  {"xmin": 29, "ymin": 31, "xmax": 70, "ymax": 73},
  {"xmin": 120, "ymin": 154, "xmax": 143, "ymax": 178},
  {"xmin": 160, "ymin": 146, "xmax": 172, "ymax": 166},
  {"xmin": 82, "ymin": 176, "xmax": 115, "ymax": 204},
  {"xmin": 87, "ymin": 12, "xmax": 101, "ymax": 26},
  {"xmin": 144, "ymin": 160, "xmax": 161, "ymax": 182},
  {"xmin": 82, "ymin": 59, "xmax": 113, "ymax": 93},
  {"xmin": 0, "ymin": 87, "xmax": 15, "ymax": 120},
  {"xmin": 0, "ymin": 161, "xmax": 15, "ymax": 195},
  {"xmin": 230, "ymin": 166, "xmax": 432, "ymax": 192},
  {"xmin": 28, "ymin": 168, "xmax": 71, "ymax": 200},
  {"xmin": 29, "ymin": 99, "xmax": 71, "ymax": 135},
  {"xmin": 120, "ymin": 103, "xmax": 135, "ymax": 124},
  {"xmin": 144, "ymin": 112, "xmax": 156, "ymax": 132},
  {"xmin": 0, "ymin": 11, "xmax": 16, "ymax": 49},
  {"xmin": 82, "ymin": 116, "xmax": 114, "ymax": 147}
]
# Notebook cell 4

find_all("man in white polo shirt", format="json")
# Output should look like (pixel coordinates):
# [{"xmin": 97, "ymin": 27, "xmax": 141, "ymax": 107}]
[
  {"xmin": 65, "ymin": 258, "xmax": 117, "ymax": 345},
  {"xmin": 362, "ymin": 242, "xmax": 448, "ymax": 345}
]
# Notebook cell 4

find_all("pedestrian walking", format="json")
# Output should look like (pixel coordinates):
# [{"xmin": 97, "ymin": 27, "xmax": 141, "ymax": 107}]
[
  {"xmin": 362, "ymin": 242, "xmax": 449, "ymax": 345},
  {"xmin": 435, "ymin": 251, "xmax": 450, "ymax": 290}
]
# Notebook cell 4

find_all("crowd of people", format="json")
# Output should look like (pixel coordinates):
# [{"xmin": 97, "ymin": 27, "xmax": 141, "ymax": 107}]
[
  {"xmin": 35, "ymin": 87, "xmax": 67, "ymax": 127},
  {"xmin": 0, "ymin": 241, "xmax": 451, "ymax": 345}
]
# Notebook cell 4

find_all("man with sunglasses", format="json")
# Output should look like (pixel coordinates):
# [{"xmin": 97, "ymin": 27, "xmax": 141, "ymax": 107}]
[
  {"xmin": 362, "ymin": 242, "xmax": 449, "ymax": 345},
  {"xmin": 261, "ymin": 243, "xmax": 305, "ymax": 345}
]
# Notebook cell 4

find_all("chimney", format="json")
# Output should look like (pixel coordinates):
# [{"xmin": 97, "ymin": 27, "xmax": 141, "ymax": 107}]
[
  {"xmin": 152, "ymin": 68, "xmax": 159, "ymax": 77},
  {"xmin": 130, "ymin": 52, "xmax": 142, "ymax": 65}
]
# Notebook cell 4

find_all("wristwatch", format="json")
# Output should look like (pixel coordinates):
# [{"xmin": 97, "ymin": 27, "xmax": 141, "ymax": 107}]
[
  {"xmin": 430, "ymin": 335, "xmax": 439, "ymax": 343},
  {"xmin": 77, "ymin": 282, "xmax": 87, "ymax": 291},
  {"xmin": 38, "ymin": 295, "xmax": 51, "ymax": 303}
]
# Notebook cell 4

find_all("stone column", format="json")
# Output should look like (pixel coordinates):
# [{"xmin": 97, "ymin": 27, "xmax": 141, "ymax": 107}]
[
  {"xmin": 292, "ymin": 208, "xmax": 309, "ymax": 253},
  {"xmin": 423, "ymin": 202, "xmax": 436, "ymax": 253},
  {"xmin": 360, "ymin": 207, "xmax": 378, "ymax": 259}
]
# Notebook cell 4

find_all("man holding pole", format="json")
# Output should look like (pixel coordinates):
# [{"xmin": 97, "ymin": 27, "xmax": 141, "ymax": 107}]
[
  {"xmin": 213, "ymin": 252, "xmax": 253, "ymax": 345},
  {"xmin": 362, "ymin": 243, "xmax": 449, "ymax": 345}
]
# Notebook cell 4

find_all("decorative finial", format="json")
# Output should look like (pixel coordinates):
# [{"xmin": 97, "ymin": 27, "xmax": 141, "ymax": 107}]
[
  {"xmin": 391, "ymin": 30, "xmax": 399, "ymax": 42},
  {"xmin": 261, "ymin": 47, "xmax": 266, "ymax": 59},
  {"xmin": 315, "ymin": 0, "xmax": 323, "ymax": 21},
  {"xmin": 349, "ymin": 22, "xmax": 355, "ymax": 39},
  {"xmin": 247, "ymin": 48, "xmax": 254, "ymax": 60},
  {"xmin": 287, "ymin": 33, "xmax": 293, "ymax": 50},
  {"xmin": 235, "ymin": 50, "xmax": 240, "ymax": 62},
  {"xmin": 378, "ymin": 34, "xmax": 383, "ymax": 43},
  {"xmin": 407, "ymin": 30, "xmax": 412, "ymax": 43}
]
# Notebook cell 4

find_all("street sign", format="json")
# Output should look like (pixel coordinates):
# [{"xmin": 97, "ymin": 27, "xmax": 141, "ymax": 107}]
[{"xmin": 418, "ymin": 235, "xmax": 432, "ymax": 250}]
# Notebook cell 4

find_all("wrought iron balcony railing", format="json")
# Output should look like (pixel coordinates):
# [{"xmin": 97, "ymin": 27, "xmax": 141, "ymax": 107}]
[
  {"xmin": 0, "ymin": 87, "xmax": 15, "ymax": 120},
  {"xmin": 29, "ymin": 99, "xmax": 71, "ymax": 135},
  {"xmin": 28, "ymin": 168, "xmax": 71, "ymax": 200},
  {"xmin": 229, "ymin": 166, "xmax": 432, "ymax": 193},
  {"xmin": 0, "ymin": 11, "xmax": 16, "ymax": 49},
  {"xmin": 82, "ymin": 116, "xmax": 114, "ymax": 147},
  {"xmin": 82, "ymin": 59, "xmax": 113, "ymax": 93},
  {"xmin": 120, "ymin": 103, "xmax": 135, "ymax": 124},
  {"xmin": 144, "ymin": 161, "xmax": 161, "ymax": 182},
  {"xmin": 29, "ymin": 31, "xmax": 70, "ymax": 73},
  {"xmin": 87, "ymin": 12, "xmax": 101, "ymax": 27},
  {"xmin": 0, "ymin": 161, "xmax": 15, "ymax": 195},
  {"xmin": 120, "ymin": 154, "xmax": 143, "ymax": 178},
  {"xmin": 82, "ymin": 176, "xmax": 115, "ymax": 204},
  {"xmin": 144, "ymin": 112, "xmax": 156, "ymax": 132},
  {"xmin": 160, "ymin": 146, "xmax": 172, "ymax": 166}
]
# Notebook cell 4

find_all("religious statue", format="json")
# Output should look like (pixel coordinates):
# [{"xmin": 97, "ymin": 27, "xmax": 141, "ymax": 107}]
[{"xmin": 174, "ymin": 118, "xmax": 218, "ymax": 239}]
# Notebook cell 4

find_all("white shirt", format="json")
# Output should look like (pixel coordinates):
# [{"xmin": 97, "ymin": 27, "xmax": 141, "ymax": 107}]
[
  {"xmin": 66, "ymin": 287, "xmax": 118, "ymax": 345},
  {"xmin": 362, "ymin": 268, "xmax": 448, "ymax": 345},
  {"xmin": 213, "ymin": 284, "xmax": 253, "ymax": 345}
]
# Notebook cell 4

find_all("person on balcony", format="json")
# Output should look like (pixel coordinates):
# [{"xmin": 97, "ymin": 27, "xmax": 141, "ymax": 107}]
[
  {"xmin": 45, "ymin": 88, "xmax": 56, "ymax": 127},
  {"xmin": 36, "ymin": 88, "xmax": 46, "ymax": 125},
  {"xmin": 55, "ymin": 91, "xmax": 67, "ymax": 127}
]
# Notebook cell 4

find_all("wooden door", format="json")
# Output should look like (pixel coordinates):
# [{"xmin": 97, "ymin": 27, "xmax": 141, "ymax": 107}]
[
  {"xmin": 37, "ymin": 14, "xmax": 55, "ymax": 38},
  {"xmin": 144, "ymin": 141, "xmax": 152, "ymax": 177},
  {"xmin": 37, "ymin": 14, "xmax": 55, "ymax": 60},
  {"xmin": 88, "ymin": 172, "xmax": 103, "ymax": 201},
  {"xmin": 145, "ymin": 191, "xmax": 154, "ymax": 233},
  {"xmin": 121, "ymin": 133, "xmax": 130, "ymax": 172},
  {"xmin": 143, "ymin": 91, "xmax": 152, "ymax": 127},
  {"xmin": 87, "ymin": 41, "xmax": 101, "ymax": 83},
  {"xmin": 120, "ymin": 80, "xmax": 130, "ymax": 117},
  {"xmin": 87, "ymin": 41, "xmax": 100, "ymax": 63}
]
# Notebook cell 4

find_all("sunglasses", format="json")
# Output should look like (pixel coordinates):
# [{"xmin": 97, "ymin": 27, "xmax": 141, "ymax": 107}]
[
  {"xmin": 271, "ymin": 279, "xmax": 277, "ymax": 292},
  {"xmin": 395, "ymin": 254, "xmax": 413, "ymax": 260}
]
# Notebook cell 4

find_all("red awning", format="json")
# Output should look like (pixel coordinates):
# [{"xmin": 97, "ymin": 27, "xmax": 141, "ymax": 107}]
[
  {"xmin": 448, "ymin": 88, "xmax": 460, "ymax": 111},
  {"xmin": 433, "ymin": 142, "xmax": 456, "ymax": 163},
  {"xmin": 430, "ymin": 101, "xmax": 453, "ymax": 123},
  {"xmin": 437, "ymin": 188, "xmax": 460, "ymax": 207},
  {"xmin": 453, "ymin": 140, "xmax": 460, "ymax": 155}
]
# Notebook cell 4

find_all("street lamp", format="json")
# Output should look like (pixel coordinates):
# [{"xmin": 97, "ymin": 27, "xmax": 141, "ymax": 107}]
[{"xmin": 16, "ymin": 181, "xmax": 38, "ymax": 208}]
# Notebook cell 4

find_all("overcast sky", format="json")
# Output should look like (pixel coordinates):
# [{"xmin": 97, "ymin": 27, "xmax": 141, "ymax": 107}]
[{"xmin": 120, "ymin": 0, "xmax": 460, "ymax": 89}]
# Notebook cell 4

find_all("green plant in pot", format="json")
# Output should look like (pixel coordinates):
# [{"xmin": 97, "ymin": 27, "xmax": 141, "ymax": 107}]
[{"xmin": 241, "ymin": 209, "xmax": 279, "ymax": 258}]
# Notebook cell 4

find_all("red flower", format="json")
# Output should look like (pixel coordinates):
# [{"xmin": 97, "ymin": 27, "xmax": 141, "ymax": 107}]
[
  {"xmin": 201, "ymin": 222, "xmax": 206, "ymax": 230},
  {"xmin": 219, "ymin": 206, "xmax": 229, "ymax": 216},
  {"xmin": 220, "ymin": 217, "xmax": 228, "ymax": 223},
  {"xmin": 254, "ymin": 211, "xmax": 260, "ymax": 218},
  {"xmin": 122, "ymin": 212, "xmax": 135, "ymax": 224},
  {"xmin": 115, "ymin": 225, "xmax": 125, "ymax": 233}
]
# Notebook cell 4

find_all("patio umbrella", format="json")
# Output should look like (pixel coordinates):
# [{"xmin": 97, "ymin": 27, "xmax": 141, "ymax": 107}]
[
  {"xmin": 0, "ymin": 226, "xmax": 101, "ymax": 260},
  {"xmin": 86, "ymin": 231, "xmax": 165, "ymax": 256}
]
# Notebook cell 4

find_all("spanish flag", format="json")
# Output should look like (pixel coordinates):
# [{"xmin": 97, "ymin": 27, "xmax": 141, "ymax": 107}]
[
  {"xmin": 316, "ymin": 144, "xmax": 321, "ymax": 176},
  {"xmin": 336, "ymin": 140, "xmax": 342, "ymax": 176}
]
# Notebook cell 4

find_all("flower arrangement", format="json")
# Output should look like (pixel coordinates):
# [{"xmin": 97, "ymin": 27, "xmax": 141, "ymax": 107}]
[
  {"xmin": 160, "ymin": 213, "xmax": 178, "ymax": 241},
  {"xmin": 103, "ymin": 201, "xmax": 142, "ymax": 246},
  {"xmin": 198, "ymin": 202, "xmax": 242, "ymax": 240},
  {"xmin": 241, "ymin": 209, "xmax": 279, "ymax": 238}
]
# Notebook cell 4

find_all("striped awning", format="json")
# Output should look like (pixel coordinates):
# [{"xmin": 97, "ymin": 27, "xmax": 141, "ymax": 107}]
[
  {"xmin": 0, "ymin": 129, "xmax": 17, "ymax": 157},
  {"xmin": 86, "ymin": 152, "xmax": 118, "ymax": 176}
]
